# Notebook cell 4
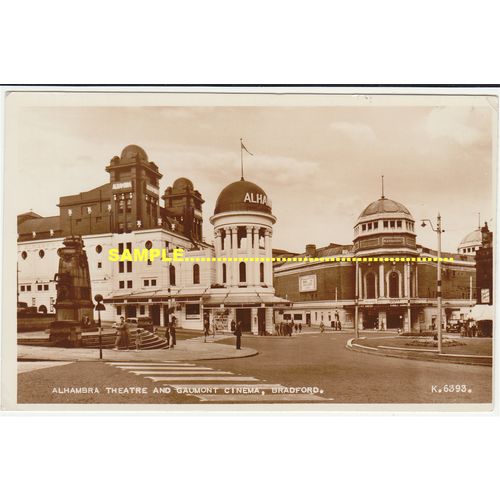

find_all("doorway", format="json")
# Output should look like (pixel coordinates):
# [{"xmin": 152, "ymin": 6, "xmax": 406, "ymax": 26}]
[
  {"xmin": 236, "ymin": 308, "xmax": 252, "ymax": 332},
  {"xmin": 150, "ymin": 304, "xmax": 160, "ymax": 325},
  {"xmin": 257, "ymin": 308, "xmax": 266, "ymax": 334},
  {"xmin": 125, "ymin": 305, "xmax": 137, "ymax": 318},
  {"xmin": 305, "ymin": 312, "xmax": 311, "ymax": 326},
  {"xmin": 387, "ymin": 310, "xmax": 403, "ymax": 329}
]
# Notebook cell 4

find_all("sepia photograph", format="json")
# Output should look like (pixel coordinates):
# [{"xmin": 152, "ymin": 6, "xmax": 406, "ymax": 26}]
[{"xmin": 2, "ymin": 90, "xmax": 496, "ymax": 410}]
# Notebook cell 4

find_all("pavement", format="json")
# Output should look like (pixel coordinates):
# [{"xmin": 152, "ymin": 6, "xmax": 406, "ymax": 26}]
[{"xmin": 17, "ymin": 336, "xmax": 258, "ymax": 362}]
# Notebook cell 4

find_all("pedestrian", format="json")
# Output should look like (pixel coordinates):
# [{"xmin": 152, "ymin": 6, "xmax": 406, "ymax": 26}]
[
  {"xmin": 164, "ymin": 320, "xmax": 170, "ymax": 349},
  {"xmin": 294, "ymin": 323, "xmax": 298, "ymax": 333},
  {"xmin": 230, "ymin": 319, "xmax": 236, "ymax": 334},
  {"xmin": 135, "ymin": 328, "xmax": 142, "ymax": 352},
  {"xmin": 298, "ymin": 323, "xmax": 302, "ymax": 333},
  {"xmin": 113, "ymin": 316, "xmax": 125, "ymax": 350},
  {"xmin": 122, "ymin": 318, "xmax": 130, "ymax": 350},
  {"xmin": 275, "ymin": 323, "xmax": 279, "ymax": 336},
  {"xmin": 203, "ymin": 316, "xmax": 210, "ymax": 342},
  {"xmin": 170, "ymin": 315, "xmax": 177, "ymax": 348},
  {"xmin": 319, "ymin": 321, "xmax": 325, "ymax": 333},
  {"xmin": 234, "ymin": 320, "xmax": 242, "ymax": 349}
]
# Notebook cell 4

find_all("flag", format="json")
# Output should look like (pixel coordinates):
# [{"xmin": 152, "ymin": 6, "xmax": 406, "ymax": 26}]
[{"xmin": 241, "ymin": 139, "xmax": 253, "ymax": 156}]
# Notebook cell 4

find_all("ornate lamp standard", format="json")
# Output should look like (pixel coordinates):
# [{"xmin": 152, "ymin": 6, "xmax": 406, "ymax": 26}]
[{"xmin": 421, "ymin": 214, "xmax": 444, "ymax": 354}]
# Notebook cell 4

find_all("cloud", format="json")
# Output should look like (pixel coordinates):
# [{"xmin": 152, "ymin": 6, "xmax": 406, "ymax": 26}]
[
  {"xmin": 424, "ymin": 107, "xmax": 487, "ymax": 146},
  {"xmin": 329, "ymin": 121, "xmax": 377, "ymax": 143}
]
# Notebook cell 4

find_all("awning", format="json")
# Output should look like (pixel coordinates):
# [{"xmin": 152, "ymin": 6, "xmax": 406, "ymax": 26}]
[
  {"xmin": 468, "ymin": 304, "xmax": 494, "ymax": 321},
  {"xmin": 202, "ymin": 293, "xmax": 290, "ymax": 308}
]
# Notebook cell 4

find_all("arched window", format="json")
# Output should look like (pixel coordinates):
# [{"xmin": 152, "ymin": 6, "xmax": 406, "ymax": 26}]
[
  {"xmin": 366, "ymin": 273, "xmax": 376, "ymax": 299},
  {"xmin": 193, "ymin": 264, "xmax": 200, "ymax": 284},
  {"xmin": 239, "ymin": 262, "xmax": 246, "ymax": 283},
  {"xmin": 38, "ymin": 305, "xmax": 47, "ymax": 314},
  {"xmin": 222, "ymin": 263, "xmax": 227, "ymax": 284},
  {"xmin": 389, "ymin": 271, "xmax": 399, "ymax": 298},
  {"xmin": 169, "ymin": 265, "xmax": 176, "ymax": 286},
  {"xmin": 260, "ymin": 262, "xmax": 265, "ymax": 282}
]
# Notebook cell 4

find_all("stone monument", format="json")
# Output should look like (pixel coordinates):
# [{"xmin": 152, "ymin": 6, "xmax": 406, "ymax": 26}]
[{"xmin": 49, "ymin": 236, "xmax": 94, "ymax": 346}]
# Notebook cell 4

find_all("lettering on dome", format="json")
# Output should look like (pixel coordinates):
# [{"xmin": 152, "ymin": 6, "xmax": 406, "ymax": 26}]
[{"xmin": 244, "ymin": 192, "xmax": 270, "ymax": 206}]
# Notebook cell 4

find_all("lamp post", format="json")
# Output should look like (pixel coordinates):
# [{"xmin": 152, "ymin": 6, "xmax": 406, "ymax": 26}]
[
  {"xmin": 94, "ymin": 294, "xmax": 106, "ymax": 360},
  {"xmin": 421, "ymin": 214, "xmax": 444, "ymax": 354}
]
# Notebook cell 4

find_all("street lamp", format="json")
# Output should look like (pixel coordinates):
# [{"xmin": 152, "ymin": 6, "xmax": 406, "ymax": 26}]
[
  {"xmin": 94, "ymin": 294, "xmax": 106, "ymax": 360},
  {"xmin": 421, "ymin": 214, "xmax": 445, "ymax": 354}
]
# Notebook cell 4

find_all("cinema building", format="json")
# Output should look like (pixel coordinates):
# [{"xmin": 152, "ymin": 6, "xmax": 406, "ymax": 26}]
[
  {"xmin": 17, "ymin": 145, "xmax": 286, "ymax": 333},
  {"xmin": 273, "ymin": 196, "xmax": 478, "ymax": 332}
]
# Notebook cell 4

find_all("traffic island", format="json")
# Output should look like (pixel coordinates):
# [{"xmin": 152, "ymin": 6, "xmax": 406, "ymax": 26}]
[{"xmin": 346, "ymin": 336, "xmax": 492, "ymax": 366}]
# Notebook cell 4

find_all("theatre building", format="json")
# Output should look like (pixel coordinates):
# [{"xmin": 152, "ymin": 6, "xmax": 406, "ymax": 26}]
[
  {"xmin": 17, "ymin": 145, "xmax": 286, "ymax": 333},
  {"xmin": 273, "ymin": 195, "xmax": 477, "ymax": 332}
]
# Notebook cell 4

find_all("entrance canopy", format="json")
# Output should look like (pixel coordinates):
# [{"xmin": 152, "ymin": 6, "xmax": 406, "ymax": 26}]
[{"xmin": 468, "ymin": 304, "xmax": 494, "ymax": 321}]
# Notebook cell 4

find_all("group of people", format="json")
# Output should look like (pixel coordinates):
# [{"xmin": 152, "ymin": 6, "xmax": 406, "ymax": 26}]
[
  {"xmin": 112, "ymin": 315, "xmax": 178, "ymax": 351},
  {"xmin": 457, "ymin": 320, "xmax": 478, "ymax": 338},
  {"xmin": 274, "ymin": 321, "xmax": 302, "ymax": 336}
]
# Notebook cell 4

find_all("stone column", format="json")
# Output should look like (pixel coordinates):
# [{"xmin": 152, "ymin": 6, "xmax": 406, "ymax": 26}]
[
  {"xmin": 230, "ymin": 226, "xmax": 238, "ymax": 285},
  {"xmin": 214, "ymin": 229, "xmax": 221, "ymax": 283},
  {"xmin": 265, "ymin": 307, "xmax": 273, "ymax": 334},
  {"xmin": 403, "ymin": 262, "xmax": 410, "ymax": 297},
  {"xmin": 265, "ymin": 229, "xmax": 272, "ymax": 287},
  {"xmin": 251, "ymin": 307, "xmax": 259, "ymax": 335},
  {"xmin": 159, "ymin": 305, "xmax": 164, "ymax": 328},
  {"xmin": 358, "ymin": 266, "xmax": 363, "ymax": 299},
  {"xmin": 379, "ymin": 263, "xmax": 385, "ymax": 297},
  {"xmin": 246, "ymin": 225, "xmax": 253, "ymax": 285}
]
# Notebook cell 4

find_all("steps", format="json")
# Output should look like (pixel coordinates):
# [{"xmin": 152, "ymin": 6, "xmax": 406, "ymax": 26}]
[{"xmin": 82, "ymin": 330, "xmax": 169, "ymax": 350}]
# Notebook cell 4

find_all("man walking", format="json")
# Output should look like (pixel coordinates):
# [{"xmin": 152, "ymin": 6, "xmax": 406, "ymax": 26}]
[
  {"xmin": 235, "ymin": 320, "xmax": 242, "ymax": 350},
  {"xmin": 113, "ymin": 316, "xmax": 124, "ymax": 350},
  {"xmin": 170, "ymin": 315, "xmax": 177, "ymax": 349}
]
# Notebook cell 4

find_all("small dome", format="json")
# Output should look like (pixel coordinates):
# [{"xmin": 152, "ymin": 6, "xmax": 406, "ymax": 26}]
[
  {"xmin": 460, "ymin": 229, "xmax": 482, "ymax": 245},
  {"xmin": 214, "ymin": 179, "xmax": 272, "ymax": 215},
  {"xmin": 172, "ymin": 177, "xmax": 194, "ymax": 191},
  {"xmin": 120, "ymin": 145, "xmax": 148, "ymax": 163},
  {"xmin": 359, "ymin": 197, "xmax": 412, "ymax": 218}
]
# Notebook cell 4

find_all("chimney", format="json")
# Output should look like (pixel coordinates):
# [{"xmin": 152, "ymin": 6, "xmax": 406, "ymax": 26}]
[{"xmin": 305, "ymin": 244, "xmax": 316, "ymax": 257}]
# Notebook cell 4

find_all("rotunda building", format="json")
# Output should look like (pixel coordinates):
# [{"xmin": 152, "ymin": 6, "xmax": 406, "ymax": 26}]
[
  {"xmin": 458, "ymin": 229, "xmax": 482, "ymax": 255},
  {"xmin": 206, "ymin": 178, "xmax": 286, "ymax": 334},
  {"xmin": 353, "ymin": 195, "xmax": 418, "ymax": 331}
]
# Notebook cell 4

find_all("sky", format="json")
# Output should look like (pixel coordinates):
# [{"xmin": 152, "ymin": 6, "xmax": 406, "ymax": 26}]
[{"xmin": 11, "ymin": 97, "xmax": 495, "ymax": 253}]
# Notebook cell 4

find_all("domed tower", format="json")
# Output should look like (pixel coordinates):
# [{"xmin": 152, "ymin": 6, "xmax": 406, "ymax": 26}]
[
  {"xmin": 163, "ymin": 177, "xmax": 204, "ymax": 242},
  {"xmin": 353, "ymin": 189, "xmax": 418, "ymax": 332},
  {"xmin": 354, "ymin": 196, "xmax": 417, "ymax": 256},
  {"xmin": 208, "ymin": 178, "xmax": 278, "ymax": 334},
  {"xmin": 458, "ymin": 229, "xmax": 482, "ymax": 255},
  {"xmin": 210, "ymin": 179, "xmax": 276, "ymax": 288},
  {"xmin": 105, "ymin": 145, "xmax": 163, "ymax": 233}
]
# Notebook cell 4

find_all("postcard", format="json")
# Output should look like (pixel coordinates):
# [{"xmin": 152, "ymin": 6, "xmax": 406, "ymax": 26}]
[{"xmin": 1, "ymin": 88, "xmax": 496, "ymax": 411}]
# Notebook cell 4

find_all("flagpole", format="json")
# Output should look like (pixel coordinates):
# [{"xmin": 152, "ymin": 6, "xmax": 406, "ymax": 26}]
[{"xmin": 240, "ymin": 138, "xmax": 244, "ymax": 180}]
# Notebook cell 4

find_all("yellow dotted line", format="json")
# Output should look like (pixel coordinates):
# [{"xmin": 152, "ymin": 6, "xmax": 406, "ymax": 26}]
[{"xmin": 175, "ymin": 256, "xmax": 454, "ymax": 263}]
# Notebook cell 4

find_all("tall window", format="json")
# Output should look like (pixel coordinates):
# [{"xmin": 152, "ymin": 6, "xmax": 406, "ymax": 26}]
[
  {"xmin": 237, "ymin": 226, "xmax": 247, "ymax": 249},
  {"xmin": 389, "ymin": 272, "xmax": 399, "ymax": 298},
  {"xmin": 239, "ymin": 262, "xmax": 246, "ymax": 282},
  {"xmin": 366, "ymin": 273, "xmax": 376, "ymax": 299},
  {"xmin": 222, "ymin": 263, "xmax": 227, "ymax": 283},
  {"xmin": 193, "ymin": 264, "xmax": 200, "ymax": 284},
  {"xmin": 260, "ymin": 262, "xmax": 265, "ymax": 282},
  {"xmin": 169, "ymin": 265, "xmax": 176, "ymax": 286},
  {"xmin": 220, "ymin": 229, "xmax": 225, "ymax": 251}
]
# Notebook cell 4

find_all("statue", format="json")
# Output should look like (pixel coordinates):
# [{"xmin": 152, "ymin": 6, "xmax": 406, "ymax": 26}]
[{"xmin": 49, "ymin": 236, "xmax": 94, "ymax": 346}]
